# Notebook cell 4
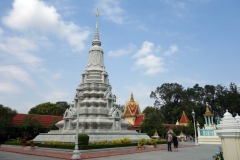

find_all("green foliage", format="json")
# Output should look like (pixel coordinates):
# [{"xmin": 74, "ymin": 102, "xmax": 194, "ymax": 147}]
[
  {"xmin": 78, "ymin": 134, "xmax": 89, "ymax": 145},
  {"xmin": 56, "ymin": 101, "xmax": 70, "ymax": 110},
  {"xmin": 184, "ymin": 123, "xmax": 194, "ymax": 135},
  {"xmin": 172, "ymin": 126, "xmax": 184, "ymax": 135},
  {"xmin": 156, "ymin": 139, "xmax": 167, "ymax": 144},
  {"xmin": 38, "ymin": 143, "xmax": 138, "ymax": 150},
  {"xmin": 138, "ymin": 138, "xmax": 146, "ymax": 145},
  {"xmin": 150, "ymin": 82, "xmax": 240, "ymax": 127},
  {"xmin": 90, "ymin": 140, "xmax": 108, "ymax": 145},
  {"xmin": 28, "ymin": 102, "xmax": 65, "ymax": 116},
  {"xmin": 111, "ymin": 138, "xmax": 132, "ymax": 144},
  {"xmin": 0, "ymin": 104, "xmax": 17, "ymax": 136},
  {"xmin": 18, "ymin": 115, "xmax": 46, "ymax": 139},
  {"xmin": 90, "ymin": 138, "xmax": 132, "ymax": 145},
  {"xmin": 146, "ymin": 138, "xmax": 157, "ymax": 145},
  {"xmin": 141, "ymin": 106, "xmax": 167, "ymax": 136}
]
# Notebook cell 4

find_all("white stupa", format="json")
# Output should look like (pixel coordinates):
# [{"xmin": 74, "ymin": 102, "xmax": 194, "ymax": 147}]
[{"xmin": 33, "ymin": 10, "xmax": 149, "ymax": 143}]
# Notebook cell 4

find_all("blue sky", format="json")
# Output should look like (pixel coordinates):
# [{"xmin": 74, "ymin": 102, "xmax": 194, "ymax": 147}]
[{"xmin": 0, "ymin": 0, "xmax": 239, "ymax": 114}]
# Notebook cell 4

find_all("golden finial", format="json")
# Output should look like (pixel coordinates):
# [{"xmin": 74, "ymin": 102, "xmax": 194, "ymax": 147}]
[
  {"xmin": 130, "ymin": 92, "xmax": 134, "ymax": 102},
  {"xmin": 96, "ymin": 8, "xmax": 99, "ymax": 17},
  {"xmin": 96, "ymin": 8, "xmax": 99, "ymax": 29}
]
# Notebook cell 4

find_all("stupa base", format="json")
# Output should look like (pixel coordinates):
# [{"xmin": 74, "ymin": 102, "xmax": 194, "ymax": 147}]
[{"xmin": 33, "ymin": 130, "xmax": 150, "ymax": 143}]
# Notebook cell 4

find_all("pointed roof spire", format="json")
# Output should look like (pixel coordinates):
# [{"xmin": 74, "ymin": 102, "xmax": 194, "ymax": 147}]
[
  {"xmin": 130, "ymin": 92, "xmax": 135, "ymax": 102},
  {"xmin": 92, "ymin": 8, "xmax": 101, "ymax": 46},
  {"xmin": 179, "ymin": 111, "xmax": 191, "ymax": 123}
]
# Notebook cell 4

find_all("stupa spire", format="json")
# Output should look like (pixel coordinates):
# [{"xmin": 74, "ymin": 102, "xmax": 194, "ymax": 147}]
[
  {"xmin": 86, "ymin": 9, "xmax": 105, "ymax": 71},
  {"xmin": 92, "ymin": 8, "xmax": 101, "ymax": 46}
]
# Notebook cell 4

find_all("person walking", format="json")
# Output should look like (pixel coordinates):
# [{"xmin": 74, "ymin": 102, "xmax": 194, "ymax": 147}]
[
  {"xmin": 172, "ymin": 134, "xmax": 178, "ymax": 152},
  {"xmin": 167, "ymin": 133, "xmax": 172, "ymax": 152}
]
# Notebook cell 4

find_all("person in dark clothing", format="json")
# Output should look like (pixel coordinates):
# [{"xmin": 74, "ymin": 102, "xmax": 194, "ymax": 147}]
[{"xmin": 172, "ymin": 134, "xmax": 178, "ymax": 152}]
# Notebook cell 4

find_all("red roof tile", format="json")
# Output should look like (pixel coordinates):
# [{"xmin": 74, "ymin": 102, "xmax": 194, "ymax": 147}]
[
  {"xmin": 12, "ymin": 114, "xmax": 63, "ymax": 127},
  {"xmin": 133, "ymin": 114, "xmax": 144, "ymax": 127}
]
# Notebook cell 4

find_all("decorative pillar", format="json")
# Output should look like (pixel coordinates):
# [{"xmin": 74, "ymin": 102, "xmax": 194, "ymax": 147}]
[
  {"xmin": 197, "ymin": 121, "xmax": 200, "ymax": 137},
  {"xmin": 204, "ymin": 117, "xmax": 207, "ymax": 125},
  {"xmin": 216, "ymin": 110, "xmax": 240, "ymax": 160}
]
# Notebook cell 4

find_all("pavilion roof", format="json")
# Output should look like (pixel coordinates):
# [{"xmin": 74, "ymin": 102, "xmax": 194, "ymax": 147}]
[
  {"xmin": 12, "ymin": 113, "xmax": 63, "ymax": 127},
  {"xmin": 203, "ymin": 106, "xmax": 214, "ymax": 117},
  {"xmin": 133, "ymin": 114, "xmax": 144, "ymax": 127},
  {"xmin": 179, "ymin": 111, "xmax": 191, "ymax": 123}
]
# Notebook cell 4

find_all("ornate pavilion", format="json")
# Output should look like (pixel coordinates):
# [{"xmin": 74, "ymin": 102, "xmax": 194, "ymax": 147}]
[
  {"xmin": 179, "ymin": 111, "xmax": 191, "ymax": 126},
  {"xmin": 123, "ymin": 93, "xmax": 145, "ymax": 133}
]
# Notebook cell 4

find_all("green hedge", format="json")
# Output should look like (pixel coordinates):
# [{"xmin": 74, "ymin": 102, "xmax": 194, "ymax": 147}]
[
  {"xmin": 157, "ymin": 140, "xmax": 167, "ymax": 144},
  {"xmin": 38, "ymin": 143, "xmax": 138, "ymax": 150},
  {"xmin": 38, "ymin": 143, "xmax": 75, "ymax": 149}
]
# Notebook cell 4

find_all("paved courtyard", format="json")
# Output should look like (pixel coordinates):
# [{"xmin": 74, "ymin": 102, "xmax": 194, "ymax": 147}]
[
  {"xmin": 0, "ymin": 143, "xmax": 220, "ymax": 160},
  {"xmin": 88, "ymin": 144, "xmax": 220, "ymax": 160}
]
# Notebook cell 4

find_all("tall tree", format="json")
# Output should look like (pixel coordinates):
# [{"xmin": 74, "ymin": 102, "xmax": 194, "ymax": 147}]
[
  {"xmin": 150, "ymin": 83, "xmax": 184, "ymax": 124},
  {"xmin": 28, "ymin": 102, "xmax": 65, "ymax": 116},
  {"xmin": 0, "ymin": 104, "xmax": 17, "ymax": 135},
  {"xmin": 56, "ymin": 101, "xmax": 70, "ymax": 110},
  {"xmin": 141, "ymin": 106, "xmax": 166, "ymax": 136}
]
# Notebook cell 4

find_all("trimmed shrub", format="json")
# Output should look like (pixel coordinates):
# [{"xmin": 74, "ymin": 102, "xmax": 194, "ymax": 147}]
[
  {"xmin": 78, "ymin": 134, "xmax": 89, "ymax": 145},
  {"xmin": 157, "ymin": 139, "xmax": 167, "ymax": 144}
]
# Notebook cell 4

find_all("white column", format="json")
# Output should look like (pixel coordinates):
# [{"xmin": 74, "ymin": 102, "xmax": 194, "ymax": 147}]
[
  {"xmin": 204, "ymin": 117, "xmax": 207, "ymax": 125},
  {"xmin": 216, "ymin": 110, "xmax": 240, "ymax": 160}
]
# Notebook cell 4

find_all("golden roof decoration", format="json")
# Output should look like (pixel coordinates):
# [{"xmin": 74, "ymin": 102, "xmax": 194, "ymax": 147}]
[
  {"xmin": 203, "ymin": 106, "xmax": 214, "ymax": 117},
  {"xmin": 130, "ymin": 92, "xmax": 134, "ymax": 102},
  {"xmin": 123, "ymin": 93, "xmax": 140, "ymax": 116}
]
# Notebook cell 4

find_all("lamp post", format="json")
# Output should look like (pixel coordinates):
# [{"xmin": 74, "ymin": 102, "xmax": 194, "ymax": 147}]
[
  {"xmin": 71, "ymin": 91, "xmax": 82, "ymax": 159},
  {"xmin": 191, "ymin": 109, "xmax": 198, "ymax": 145}
]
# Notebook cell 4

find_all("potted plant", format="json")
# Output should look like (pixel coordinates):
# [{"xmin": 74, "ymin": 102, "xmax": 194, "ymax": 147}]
[
  {"xmin": 138, "ymin": 138, "xmax": 146, "ymax": 149},
  {"xmin": 21, "ymin": 136, "xmax": 27, "ymax": 148},
  {"xmin": 148, "ymin": 139, "xmax": 157, "ymax": 148}
]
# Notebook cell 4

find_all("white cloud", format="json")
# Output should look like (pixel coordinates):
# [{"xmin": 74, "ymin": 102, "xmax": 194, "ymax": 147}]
[
  {"xmin": 0, "ymin": 66, "xmax": 33, "ymax": 86},
  {"xmin": 133, "ymin": 54, "xmax": 165, "ymax": 75},
  {"xmin": 0, "ymin": 27, "xmax": 3, "ymax": 35},
  {"xmin": 0, "ymin": 81, "xmax": 21, "ymax": 94},
  {"xmin": 53, "ymin": 73, "xmax": 62, "ymax": 79},
  {"xmin": 96, "ymin": 0, "xmax": 124, "ymax": 24},
  {"xmin": 133, "ymin": 41, "xmax": 154, "ymax": 58},
  {"xmin": 132, "ymin": 41, "xmax": 166, "ymax": 75},
  {"xmin": 125, "ymin": 83, "xmax": 155, "ymax": 110},
  {"xmin": 125, "ymin": 83, "xmax": 152, "ymax": 98},
  {"xmin": 2, "ymin": 0, "xmax": 89, "ymax": 51},
  {"xmin": 44, "ymin": 91, "xmax": 69, "ymax": 102},
  {"xmin": 108, "ymin": 43, "xmax": 136, "ymax": 57},
  {"xmin": 165, "ymin": 0, "xmax": 186, "ymax": 9},
  {"xmin": 138, "ymin": 24, "xmax": 149, "ymax": 31},
  {"xmin": 163, "ymin": 44, "xmax": 178, "ymax": 56},
  {"xmin": 0, "ymin": 36, "xmax": 42, "ymax": 70}
]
